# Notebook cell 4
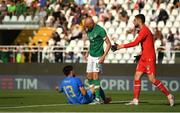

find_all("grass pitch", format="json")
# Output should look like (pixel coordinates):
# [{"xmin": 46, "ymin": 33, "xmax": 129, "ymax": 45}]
[{"xmin": 0, "ymin": 90, "xmax": 179, "ymax": 112}]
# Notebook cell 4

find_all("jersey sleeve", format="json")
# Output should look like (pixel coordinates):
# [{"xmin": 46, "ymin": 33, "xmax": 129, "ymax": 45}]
[
  {"xmin": 75, "ymin": 77, "xmax": 84, "ymax": 88},
  {"xmin": 124, "ymin": 27, "xmax": 148, "ymax": 48},
  {"xmin": 99, "ymin": 26, "xmax": 107, "ymax": 39}
]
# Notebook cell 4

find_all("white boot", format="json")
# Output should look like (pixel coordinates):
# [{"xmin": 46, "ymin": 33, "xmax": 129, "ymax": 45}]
[
  {"xmin": 125, "ymin": 98, "xmax": 139, "ymax": 105},
  {"xmin": 167, "ymin": 94, "xmax": 174, "ymax": 106}
]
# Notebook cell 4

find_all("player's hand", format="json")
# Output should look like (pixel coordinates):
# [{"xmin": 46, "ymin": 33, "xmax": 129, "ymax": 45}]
[
  {"xmin": 134, "ymin": 55, "xmax": 141, "ymax": 63},
  {"xmin": 111, "ymin": 43, "xmax": 118, "ymax": 52},
  {"xmin": 99, "ymin": 56, "xmax": 105, "ymax": 64}
]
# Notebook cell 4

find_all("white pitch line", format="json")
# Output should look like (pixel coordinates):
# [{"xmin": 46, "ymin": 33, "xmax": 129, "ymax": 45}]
[
  {"xmin": 0, "ymin": 100, "xmax": 179, "ymax": 109},
  {"xmin": 0, "ymin": 104, "xmax": 69, "ymax": 109}
]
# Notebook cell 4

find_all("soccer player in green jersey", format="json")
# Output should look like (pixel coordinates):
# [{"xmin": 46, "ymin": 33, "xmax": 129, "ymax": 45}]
[{"xmin": 84, "ymin": 17, "xmax": 111, "ymax": 104}]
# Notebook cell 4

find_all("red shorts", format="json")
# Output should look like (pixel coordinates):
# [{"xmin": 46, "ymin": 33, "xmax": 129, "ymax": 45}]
[{"xmin": 136, "ymin": 58, "xmax": 156, "ymax": 75}]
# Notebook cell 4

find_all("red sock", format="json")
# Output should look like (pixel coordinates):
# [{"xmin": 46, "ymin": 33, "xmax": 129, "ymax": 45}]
[
  {"xmin": 133, "ymin": 80, "xmax": 141, "ymax": 100},
  {"xmin": 153, "ymin": 79, "xmax": 170, "ymax": 96}
]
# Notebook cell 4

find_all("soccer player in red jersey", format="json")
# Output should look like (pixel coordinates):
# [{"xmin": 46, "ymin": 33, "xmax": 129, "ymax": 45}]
[{"xmin": 111, "ymin": 14, "xmax": 174, "ymax": 106}]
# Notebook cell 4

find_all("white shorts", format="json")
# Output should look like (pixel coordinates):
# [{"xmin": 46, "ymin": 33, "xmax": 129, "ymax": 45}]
[{"xmin": 86, "ymin": 55, "xmax": 102, "ymax": 73}]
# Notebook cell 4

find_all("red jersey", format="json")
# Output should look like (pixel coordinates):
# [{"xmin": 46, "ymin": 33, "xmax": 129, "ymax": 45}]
[{"xmin": 124, "ymin": 25, "xmax": 156, "ymax": 61}]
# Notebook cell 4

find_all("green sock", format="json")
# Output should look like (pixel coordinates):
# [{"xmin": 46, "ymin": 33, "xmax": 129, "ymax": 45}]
[{"xmin": 93, "ymin": 80, "xmax": 100, "ymax": 99}]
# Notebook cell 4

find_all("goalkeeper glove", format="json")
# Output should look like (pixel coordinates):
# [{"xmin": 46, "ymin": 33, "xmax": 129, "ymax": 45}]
[
  {"xmin": 111, "ymin": 43, "xmax": 118, "ymax": 52},
  {"xmin": 134, "ymin": 55, "xmax": 141, "ymax": 63}
]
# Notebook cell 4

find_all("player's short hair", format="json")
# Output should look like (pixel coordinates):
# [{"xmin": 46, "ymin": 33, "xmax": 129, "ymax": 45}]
[
  {"xmin": 63, "ymin": 65, "xmax": 73, "ymax": 76},
  {"xmin": 135, "ymin": 14, "xmax": 145, "ymax": 23}
]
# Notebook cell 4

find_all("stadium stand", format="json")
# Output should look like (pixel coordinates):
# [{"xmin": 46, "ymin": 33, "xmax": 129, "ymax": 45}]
[{"xmin": 0, "ymin": 0, "xmax": 179, "ymax": 64}]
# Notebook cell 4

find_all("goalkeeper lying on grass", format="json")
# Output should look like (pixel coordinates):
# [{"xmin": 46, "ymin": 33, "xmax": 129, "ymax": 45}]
[{"xmin": 56, "ymin": 65, "xmax": 111, "ymax": 104}]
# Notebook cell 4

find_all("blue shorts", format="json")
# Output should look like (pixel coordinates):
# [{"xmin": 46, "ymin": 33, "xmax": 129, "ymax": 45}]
[{"xmin": 80, "ymin": 90, "xmax": 94, "ymax": 104}]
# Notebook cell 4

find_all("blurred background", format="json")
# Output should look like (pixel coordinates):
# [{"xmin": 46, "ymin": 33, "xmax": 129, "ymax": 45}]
[{"xmin": 0, "ymin": 0, "xmax": 179, "ymax": 64}]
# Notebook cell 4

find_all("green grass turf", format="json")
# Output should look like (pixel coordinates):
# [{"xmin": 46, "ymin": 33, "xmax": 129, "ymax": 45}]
[{"xmin": 0, "ymin": 90, "xmax": 179, "ymax": 112}]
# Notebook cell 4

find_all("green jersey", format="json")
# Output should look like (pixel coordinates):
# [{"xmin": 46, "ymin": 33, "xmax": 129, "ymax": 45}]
[{"xmin": 87, "ymin": 24, "xmax": 107, "ymax": 57}]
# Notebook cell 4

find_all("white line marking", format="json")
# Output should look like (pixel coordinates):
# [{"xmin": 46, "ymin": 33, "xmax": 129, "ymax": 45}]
[
  {"xmin": 0, "ymin": 104, "xmax": 69, "ymax": 109},
  {"xmin": 0, "ymin": 100, "xmax": 179, "ymax": 109}
]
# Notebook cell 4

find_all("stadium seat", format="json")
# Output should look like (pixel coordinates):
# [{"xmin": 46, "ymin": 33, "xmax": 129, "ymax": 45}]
[
  {"xmin": 162, "ymin": 27, "xmax": 169, "ymax": 35},
  {"xmin": 127, "ymin": 10, "xmax": 132, "ymax": 16},
  {"xmin": 158, "ymin": 21, "xmax": 165, "ymax": 28},
  {"xmin": 77, "ymin": 40, "xmax": 84, "ymax": 48},
  {"xmin": 119, "ymin": 34, "xmax": 126, "ymax": 41},
  {"xmin": 135, "ymin": 46, "xmax": 141, "ymax": 53},
  {"xmin": 152, "ymin": 2, "xmax": 157, "ymax": 10},
  {"xmin": 25, "ymin": 15, "xmax": 33, "ymax": 23},
  {"xmin": 127, "ymin": 34, "xmax": 134, "ymax": 41},
  {"xmin": 171, "ymin": 27, "xmax": 177, "ymax": 34},
  {"xmin": 114, "ymin": 53, "xmax": 122, "ymax": 60},
  {"xmin": 117, "ymin": 0, "xmax": 124, "ymax": 4},
  {"xmin": 73, "ymin": 46, "xmax": 80, "ymax": 54},
  {"xmin": 108, "ymin": 27, "xmax": 115, "ymax": 35},
  {"xmin": 171, "ymin": 9, "xmax": 179, "ymax": 16},
  {"xmin": 119, "ymin": 59, "xmax": 126, "ymax": 63},
  {"xmin": 104, "ymin": 21, "xmax": 111, "ymax": 29},
  {"xmin": 173, "ymin": 21, "xmax": 180, "ymax": 28},
  {"xmin": 56, "ymin": 28, "xmax": 63, "ymax": 36},
  {"xmin": 115, "ymin": 27, "xmax": 122, "ymax": 35},
  {"xmin": 176, "ymin": 15, "xmax": 180, "ymax": 21},
  {"xmin": 130, "ymin": 53, "xmax": 136, "ymax": 60},
  {"xmin": 140, "ymin": 10, "xmax": 147, "ymax": 15},
  {"xmin": 154, "ymin": 39, "xmax": 162, "ymax": 49},
  {"xmin": 169, "ymin": 60, "xmax": 175, "ymax": 64},
  {"xmin": 33, "ymin": 16, "xmax": 39, "ymax": 24},
  {"xmin": 109, "ymin": 0, "xmax": 115, "ymax": 4},
  {"xmin": 119, "ymin": 22, "xmax": 126, "ymax": 28},
  {"xmin": 107, "ymin": 53, "xmax": 114, "ymax": 60},
  {"xmin": 69, "ymin": 40, "xmax": 77, "ymax": 48},
  {"xmin": 166, "ymin": 21, "xmax": 172, "ymax": 28},
  {"xmin": 132, "ymin": 10, "xmax": 139, "ymax": 16},
  {"xmin": 162, "ymin": 59, "xmax": 168, "ymax": 64},
  {"xmin": 111, "ymin": 34, "xmax": 119, "ymax": 41},
  {"xmin": 127, "ymin": 60, "xmax": 134, "ymax": 64},
  {"xmin": 127, "ymin": 48, "xmax": 134, "ymax": 53},
  {"xmin": 111, "ymin": 59, "xmax": 118, "ymax": 63},
  {"xmin": 104, "ymin": 59, "xmax": 110, "ymax": 63},
  {"xmin": 111, "ymin": 10, "xmax": 117, "ymax": 17},
  {"xmin": 129, "ymin": 16, "xmax": 134, "ymax": 22},
  {"xmin": 59, "ymin": 39, "xmax": 66, "ymax": 47},
  {"xmin": 123, "ymin": 53, "xmax": 130, "ymax": 60},
  {"xmin": 169, "ymin": 16, "xmax": 175, "ymax": 22},
  {"xmin": 104, "ymin": 0, "xmax": 109, "ymax": 4},
  {"xmin": 2, "ymin": 15, "xmax": 10, "ymax": 24},
  {"xmin": 66, "ymin": 45, "xmax": 73, "ymax": 53},
  {"xmin": 150, "ymin": 21, "xmax": 157, "ymax": 28},
  {"xmin": 11, "ymin": 15, "xmax": 18, "ymax": 23},
  {"xmin": 112, "ymin": 21, "xmax": 119, "ymax": 27},
  {"xmin": 18, "ymin": 15, "xmax": 25, "ymax": 23},
  {"xmin": 122, "ymin": 4, "xmax": 128, "ymax": 10},
  {"xmin": 159, "ymin": 3, "xmax": 166, "ymax": 9}
]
